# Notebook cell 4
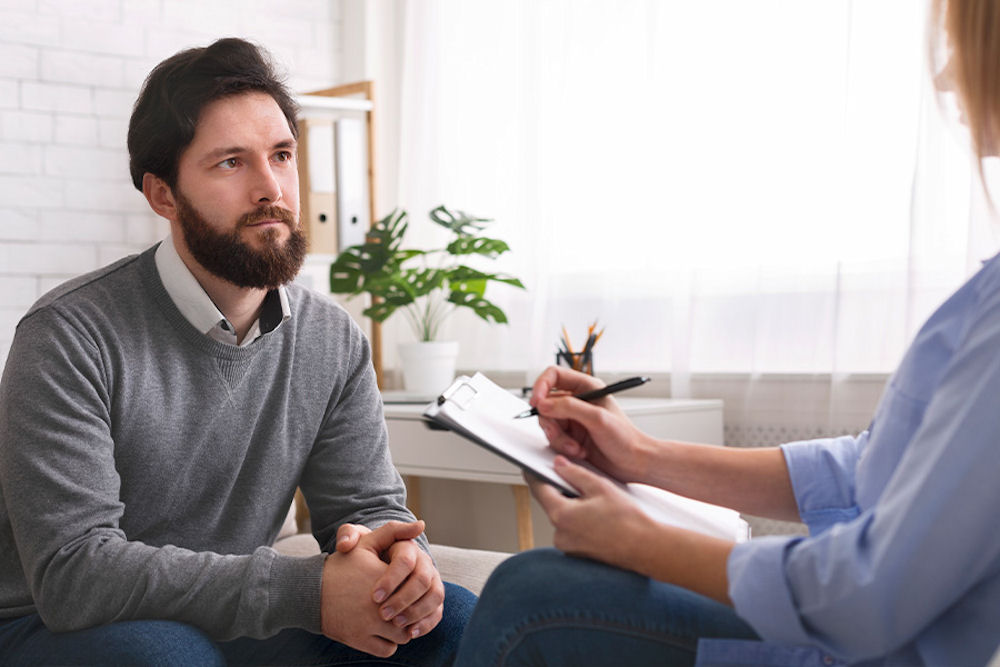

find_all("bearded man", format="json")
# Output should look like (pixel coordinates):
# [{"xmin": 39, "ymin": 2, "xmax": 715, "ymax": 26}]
[{"xmin": 0, "ymin": 38, "xmax": 474, "ymax": 666}]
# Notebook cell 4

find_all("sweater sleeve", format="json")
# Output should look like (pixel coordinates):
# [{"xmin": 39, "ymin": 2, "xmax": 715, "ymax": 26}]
[
  {"xmin": 296, "ymin": 315, "xmax": 426, "ymax": 555},
  {"xmin": 0, "ymin": 307, "xmax": 324, "ymax": 640}
]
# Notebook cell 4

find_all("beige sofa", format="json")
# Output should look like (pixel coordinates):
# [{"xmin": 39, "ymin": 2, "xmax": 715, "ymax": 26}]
[{"xmin": 272, "ymin": 504, "xmax": 511, "ymax": 596}]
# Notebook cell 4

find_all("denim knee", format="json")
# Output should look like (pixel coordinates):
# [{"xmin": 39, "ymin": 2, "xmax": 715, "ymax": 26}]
[
  {"xmin": 0, "ymin": 615, "xmax": 224, "ymax": 667},
  {"xmin": 477, "ymin": 548, "xmax": 580, "ymax": 612},
  {"xmin": 441, "ymin": 581, "xmax": 478, "ymax": 634},
  {"xmin": 420, "ymin": 581, "xmax": 478, "ymax": 660},
  {"xmin": 455, "ymin": 548, "xmax": 758, "ymax": 667},
  {"xmin": 98, "ymin": 620, "xmax": 225, "ymax": 666}
]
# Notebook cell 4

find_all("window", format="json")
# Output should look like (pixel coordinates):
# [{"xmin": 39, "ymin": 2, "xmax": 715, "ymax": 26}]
[{"xmin": 390, "ymin": 0, "xmax": 989, "ymax": 379}]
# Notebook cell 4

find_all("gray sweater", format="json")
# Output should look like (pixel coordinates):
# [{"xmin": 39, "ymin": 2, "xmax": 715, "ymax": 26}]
[{"xmin": 0, "ymin": 245, "xmax": 417, "ymax": 640}]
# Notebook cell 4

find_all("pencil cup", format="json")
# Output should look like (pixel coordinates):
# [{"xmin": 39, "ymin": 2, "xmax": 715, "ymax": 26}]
[{"xmin": 556, "ymin": 350, "xmax": 594, "ymax": 375}]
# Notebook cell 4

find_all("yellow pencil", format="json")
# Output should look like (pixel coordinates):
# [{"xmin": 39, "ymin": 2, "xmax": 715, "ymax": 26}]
[{"xmin": 562, "ymin": 325, "xmax": 575, "ymax": 356}]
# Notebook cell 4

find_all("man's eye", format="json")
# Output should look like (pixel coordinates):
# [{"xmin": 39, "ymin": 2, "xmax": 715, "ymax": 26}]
[
  {"xmin": 218, "ymin": 158, "xmax": 239, "ymax": 169},
  {"xmin": 274, "ymin": 151, "xmax": 293, "ymax": 162}
]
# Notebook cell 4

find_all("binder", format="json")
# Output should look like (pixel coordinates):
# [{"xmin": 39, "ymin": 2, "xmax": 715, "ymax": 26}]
[
  {"xmin": 295, "ymin": 117, "xmax": 339, "ymax": 254},
  {"xmin": 423, "ymin": 373, "xmax": 749, "ymax": 542},
  {"xmin": 334, "ymin": 117, "xmax": 370, "ymax": 250}
]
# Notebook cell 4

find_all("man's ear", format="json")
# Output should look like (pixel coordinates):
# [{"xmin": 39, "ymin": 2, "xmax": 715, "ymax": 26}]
[{"xmin": 142, "ymin": 173, "xmax": 177, "ymax": 221}]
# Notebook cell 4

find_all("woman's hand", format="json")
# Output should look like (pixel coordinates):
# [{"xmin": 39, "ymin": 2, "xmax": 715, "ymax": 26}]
[
  {"xmin": 529, "ymin": 456, "xmax": 736, "ymax": 605},
  {"xmin": 531, "ymin": 366, "xmax": 655, "ymax": 483},
  {"xmin": 528, "ymin": 456, "xmax": 654, "ymax": 572}
]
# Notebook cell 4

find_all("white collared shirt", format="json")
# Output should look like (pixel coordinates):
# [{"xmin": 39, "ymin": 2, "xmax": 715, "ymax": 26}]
[{"xmin": 154, "ymin": 235, "xmax": 291, "ymax": 347}]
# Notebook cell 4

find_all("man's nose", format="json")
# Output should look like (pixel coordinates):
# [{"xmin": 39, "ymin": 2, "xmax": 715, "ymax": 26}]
[{"xmin": 249, "ymin": 160, "xmax": 283, "ymax": 204}]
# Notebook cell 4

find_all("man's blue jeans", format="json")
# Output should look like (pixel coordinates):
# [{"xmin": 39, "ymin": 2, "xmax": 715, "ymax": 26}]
[
  {"xmin": 0, "ymin": 581, "xmax": 476, "ymax": 666},
  {"xmin": 454, "ymin": 549, "xmax": 759, "ymax": 667}
]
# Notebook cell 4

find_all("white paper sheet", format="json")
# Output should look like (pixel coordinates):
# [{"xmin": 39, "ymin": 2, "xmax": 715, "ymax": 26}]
[{"xmin": 423, "ymin": 373, "xmax": 749, "ymax": 542}]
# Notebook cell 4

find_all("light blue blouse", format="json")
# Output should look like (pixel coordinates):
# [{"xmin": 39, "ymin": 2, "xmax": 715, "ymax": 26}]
[{"xmin": 699, "ymin": 253, "xmax": 1000, "ymax": 666}]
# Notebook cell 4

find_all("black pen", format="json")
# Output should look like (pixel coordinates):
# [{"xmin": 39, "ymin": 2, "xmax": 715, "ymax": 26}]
[{"xmin": 513, "ymin": 376, "xmax": 651, "ymax": 419}]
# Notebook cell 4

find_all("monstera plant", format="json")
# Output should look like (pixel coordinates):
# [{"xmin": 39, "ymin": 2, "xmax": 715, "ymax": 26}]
[{"xmin": 329, "ymin": 205, "xmax": 526, "ymax": 342}]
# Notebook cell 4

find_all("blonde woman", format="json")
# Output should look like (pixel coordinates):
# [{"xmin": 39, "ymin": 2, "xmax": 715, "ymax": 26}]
[{"xmin": 455, "ymin": 1, "xmax": 1000, "ymax": 665}]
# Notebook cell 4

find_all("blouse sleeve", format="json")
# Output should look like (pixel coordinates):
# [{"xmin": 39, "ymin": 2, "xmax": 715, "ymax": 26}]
[
  {"xmin": 727, "ymin": 285, "xmax": 1000, "ymax": 661},
  {"xmin": 780, "ymin": 432, "xmax": 867, "ymax": 535}
]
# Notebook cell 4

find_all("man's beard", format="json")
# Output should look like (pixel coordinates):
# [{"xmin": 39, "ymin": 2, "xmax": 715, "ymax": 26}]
[{"xmin": 174, "ymin": 193, "xmax": 307, "ymax": 289}]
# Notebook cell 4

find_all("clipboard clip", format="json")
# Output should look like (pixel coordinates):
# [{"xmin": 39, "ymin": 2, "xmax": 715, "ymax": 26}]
[{"xmin": 436, "ymin": 379, "xmax": 478, "ymax": 411}]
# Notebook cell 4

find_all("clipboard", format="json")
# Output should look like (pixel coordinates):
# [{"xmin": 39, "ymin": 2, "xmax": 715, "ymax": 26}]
[{"xmin": 423, "ymin": 373, "xmax": 749, "ymax": 542}]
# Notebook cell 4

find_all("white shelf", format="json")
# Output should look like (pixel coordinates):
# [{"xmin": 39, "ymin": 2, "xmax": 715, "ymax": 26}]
[{"xmin": 295, "ymin": 94, "xmax": 373, "ymax": 116}]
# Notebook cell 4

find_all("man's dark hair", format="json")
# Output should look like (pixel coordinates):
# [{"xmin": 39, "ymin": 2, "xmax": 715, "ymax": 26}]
[{"xmin": 127, "ymin": 37, "xmax": 299, "ymax": 192}]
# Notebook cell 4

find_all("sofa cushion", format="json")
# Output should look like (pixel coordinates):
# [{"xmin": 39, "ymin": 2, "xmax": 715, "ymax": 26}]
[
  {"xmin": 426, "ymin": 543, "xmax": 511, "ymax": 596},
  {"xmin": 277, "ymin": 502, "xmax": 300, "ymax": 541}
]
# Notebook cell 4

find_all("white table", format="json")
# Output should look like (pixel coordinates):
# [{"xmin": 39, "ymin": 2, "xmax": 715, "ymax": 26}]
[{"xmin": 384, "ymin": 396, "xmax": 724, "ymax": 550}]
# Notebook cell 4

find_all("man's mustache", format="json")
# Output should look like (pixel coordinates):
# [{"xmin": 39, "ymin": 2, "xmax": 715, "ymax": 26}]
[{"xmin": 239, "ymin": 206, "xmax": 297, "ymax": 229}]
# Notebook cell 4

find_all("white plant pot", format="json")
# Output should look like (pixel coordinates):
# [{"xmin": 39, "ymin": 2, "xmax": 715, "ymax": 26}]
[{"xmin": 398, "ymin": 341, "xmax": 459, "ymax": 395}]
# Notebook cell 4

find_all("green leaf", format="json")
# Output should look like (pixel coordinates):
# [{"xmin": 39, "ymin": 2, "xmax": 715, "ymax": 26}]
[
  {"xmin": 447, "ymin": 265, "xmax": 526, "ymax": 291},
  {"xmin": 447, "ymin": 291, "xmax": 509, "ymax": 324},
  {"xmin": 328, "ymin": 248, "xmax": 367, "ymax": 294},
  {"xmin": 429, "ymin": 205, "xmax": 493, "ymax": 236},
  {"xmin": 399, "ymin": 268, "xmax": 448, "ymax": 298},
  {"xmin": 364, "ymin": 275, "xmax": 415, "ymax": 302},
  {"xmin": 495, "ymin": 276, "xmax": 525, "ymax": 289},
  {"xmin": 363, "ymin": 299, "xmax": 405, "ymax": 323},
  {"xmin": 446, "ymin": 236, "xmax": 510, "ymax": 258},
  {"xmin": 330, "ymin": 209, "xmax": 428, "ymax": 295},
  {"xmin": 366, "ymin": 209, "xmax": 409, "ymax": 251}
]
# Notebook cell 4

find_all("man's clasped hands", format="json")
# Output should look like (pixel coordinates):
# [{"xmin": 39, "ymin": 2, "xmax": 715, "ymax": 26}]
[{"xmin": 321, "ymin": 519, "xmax": 444, "ymax": 658}]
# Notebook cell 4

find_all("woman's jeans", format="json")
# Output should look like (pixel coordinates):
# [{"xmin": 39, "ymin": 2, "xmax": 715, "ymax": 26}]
[{"xmin": 454, "ymin": 548, "xmax": 759, "ymax": 667}]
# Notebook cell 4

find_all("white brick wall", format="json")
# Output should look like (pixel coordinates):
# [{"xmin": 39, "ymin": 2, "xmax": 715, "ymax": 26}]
[{"xmin": 0, "ymin": 0, "xmax": 344, "ymax": 368}]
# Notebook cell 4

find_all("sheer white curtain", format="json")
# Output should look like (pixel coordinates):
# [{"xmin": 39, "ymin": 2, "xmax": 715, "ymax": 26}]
[{"xmin": 386, "ymin": 0, "xmax": 998, "ymax": 394}]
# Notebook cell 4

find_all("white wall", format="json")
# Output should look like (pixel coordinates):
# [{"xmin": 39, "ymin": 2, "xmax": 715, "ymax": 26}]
[
  {"xmin": 338, "ymin": 0, "xmax": 405, "ymax": 221},
  {"xmin": 0, "ymin": 0, "xmax": 345, "ymax": 369}
]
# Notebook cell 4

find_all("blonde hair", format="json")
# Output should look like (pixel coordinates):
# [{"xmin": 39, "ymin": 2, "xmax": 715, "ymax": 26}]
[{"xmin": 931, "ymin": 0, "xmax": 1000, "ymax": 170}]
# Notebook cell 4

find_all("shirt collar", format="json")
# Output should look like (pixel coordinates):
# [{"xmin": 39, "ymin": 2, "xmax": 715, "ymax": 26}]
[{"xmin": 154, "ymin": 235, "xmax": 291, "ymax": 344}]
